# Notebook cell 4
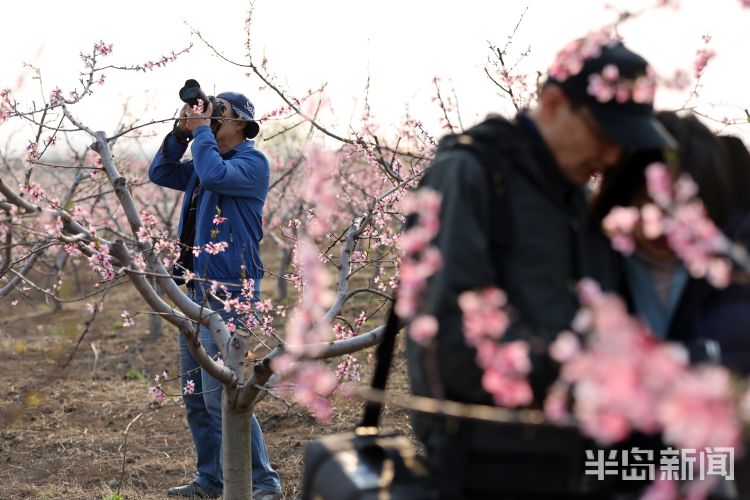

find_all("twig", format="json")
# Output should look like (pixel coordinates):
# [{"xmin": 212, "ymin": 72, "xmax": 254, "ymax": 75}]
[{"xmin": 117, "ymin": 412, "xmax": 143, "ymax": 496}]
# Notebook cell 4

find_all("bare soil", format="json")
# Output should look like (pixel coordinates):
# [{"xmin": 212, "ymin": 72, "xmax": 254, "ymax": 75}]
[{"xmin": 0, "ymin": 283, "xmax": 413, "ymax": 499}]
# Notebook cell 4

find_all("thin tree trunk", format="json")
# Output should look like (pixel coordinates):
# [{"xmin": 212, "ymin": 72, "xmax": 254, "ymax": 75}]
[
  {"xmin": 222, "ymin": 331, "xmax": 253, "ymax": 500},
  {"xmin": 222, "ymin": 398, "xmax": 254, "ymax": 500}
]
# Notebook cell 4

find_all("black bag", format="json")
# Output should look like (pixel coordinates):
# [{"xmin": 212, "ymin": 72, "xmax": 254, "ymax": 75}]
[{"xmin": 301, "ymin": 308, "xmax": 434, "ymax": 500}]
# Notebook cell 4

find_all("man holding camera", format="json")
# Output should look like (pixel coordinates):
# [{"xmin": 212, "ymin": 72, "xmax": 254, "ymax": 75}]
[
  {"xmin": 406, "ymin": 38, "xmax": 676, "ymax": 498},
  {"xmin": 149, "ymin": 89, "xmax": 281, "ymax": 500}
]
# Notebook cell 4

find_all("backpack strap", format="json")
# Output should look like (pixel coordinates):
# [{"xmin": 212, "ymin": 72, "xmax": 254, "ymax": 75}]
[{"xmin": 435, "ymin": 117, "xmax": 521, "ymax": 248}]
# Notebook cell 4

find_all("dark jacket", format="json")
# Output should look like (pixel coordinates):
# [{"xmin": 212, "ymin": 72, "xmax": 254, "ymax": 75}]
[
  {"xmin": 405, "ymin": 115, "xmax": 618, "ymax": 497},
  {"xmin": 664, "ymin": 212, "xmax": 750, "ymax": 375},
  {"xmin": 149, "ymin": 126, "xmax": 270, "ymax": 299}
]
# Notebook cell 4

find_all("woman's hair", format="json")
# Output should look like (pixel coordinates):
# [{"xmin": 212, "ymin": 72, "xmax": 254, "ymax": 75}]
[{"xmin": 591, "ymin": 111, "xmax": 737, "ymax": 227}]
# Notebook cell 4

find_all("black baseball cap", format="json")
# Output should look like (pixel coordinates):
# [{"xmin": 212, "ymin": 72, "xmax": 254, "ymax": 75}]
[{"xmin": 547, "ymin": 38, "xmax": 676, "ymax": 151}]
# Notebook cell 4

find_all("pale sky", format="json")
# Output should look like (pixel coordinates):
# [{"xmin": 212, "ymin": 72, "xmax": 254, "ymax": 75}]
[{"xmin": 1, "ymin": 0, "xmax": 748, "ymax": 155}]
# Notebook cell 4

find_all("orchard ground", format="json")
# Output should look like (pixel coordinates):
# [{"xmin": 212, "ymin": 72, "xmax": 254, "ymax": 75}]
[{"xmin": 0, "ymin": 242, "xmax": 413, "ymax": 500}]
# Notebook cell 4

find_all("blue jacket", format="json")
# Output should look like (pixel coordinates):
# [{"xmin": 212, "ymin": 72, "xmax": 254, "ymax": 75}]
[{"xmin": 149, "ymin": 126, "xmax": 269, "ymax": 298}]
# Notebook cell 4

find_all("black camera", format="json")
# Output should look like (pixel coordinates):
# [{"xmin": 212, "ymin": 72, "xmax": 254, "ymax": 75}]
[{"xmin": 178, "ymin": 79, "xmax": 225, "ymax": 133}]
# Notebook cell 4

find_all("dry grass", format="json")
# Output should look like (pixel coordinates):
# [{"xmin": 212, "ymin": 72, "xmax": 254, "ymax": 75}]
[{"xmin": 0, "ymin": 261, "xmax": 412, "ymax": 499}]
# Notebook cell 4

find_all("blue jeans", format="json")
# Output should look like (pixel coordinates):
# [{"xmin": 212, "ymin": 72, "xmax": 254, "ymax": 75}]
[{"xmin": 181, "ymin": 285, "xmax": 281, "ymax": 494}]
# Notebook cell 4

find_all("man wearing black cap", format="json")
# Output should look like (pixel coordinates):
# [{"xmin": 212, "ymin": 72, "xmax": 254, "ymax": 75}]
[
  {"xmin": 406, "ymin": 36, "xmax": 675, "ymax": 499},
  {"xmin": 149, "ymin": 92, "xmax": 281, "ymax": 500}
]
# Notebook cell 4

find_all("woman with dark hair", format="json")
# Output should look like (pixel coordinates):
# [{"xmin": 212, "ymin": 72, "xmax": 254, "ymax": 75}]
[{"xmin": 592, "ymin": 111, "xmax": 750, "ymax": 375}]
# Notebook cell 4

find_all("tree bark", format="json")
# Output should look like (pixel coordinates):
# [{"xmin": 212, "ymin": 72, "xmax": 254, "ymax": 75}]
[
  {"xmin": 222, "ymin": 330, "xmax": 253, "ymax": 499},
  {"xmin": 147, "ymin": 277, "xmax": 163, "ymax": 340}
]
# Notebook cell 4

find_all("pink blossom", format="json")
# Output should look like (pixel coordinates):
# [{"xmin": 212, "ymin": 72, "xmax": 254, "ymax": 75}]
[
  {"xmin": 132, "ymin": 252, "xmax": 147, "ymax": 272},
  {"xmin": 645, "ymin": 163, "xmax": 673, "ymax": 207},
  {"xmin": 657, "ymin": 366, "xmax": 740, "ymax": 450},
  {"xmin": 94, "ymin": 40, "xmax": 113, "ymax": 56},
  {"xmin": 121, "ymin": 310, "xmax": 135, "ymax": 327},
  {"xmin": 549, "ymin": 331, "xmax": 581, "ymax": 363},
  {"xmin": 675, "ymin": 174, "xmax": 699, "ymax": 202},
  {"xmin": 601, "ymin": 64, "xmax": 619, "ymax": 81},
  {"xmin": 694, "ymin": 47, "xmax": 716, "ymax": 78},
  {"xmin": 481, "ymin": 370, "xmax": 533, "ymax": 407},
  {"xmin": 192, "ymin": 98, "xmax": 205, "ymax": 114},
  {"xmin": 148, "ymin": 386, "xmax": 166, "ymax": 403},
  {"xmin": 49, "ymin": 88, "xmax": 63, "ymax": 107},
  {"xmin": 213, "ymin": 215, "xmax": 227, "ymax": 225},
  {"xmin": 409, "ymin": 315, "xmax": 438, "ymax": 345},
  {"xmin": 204, "ymin": 241, "xmax": 228, "ymax": 255},
  {"xmin": 88, "ymin": 244, "xmax": 115, "ymax": 281},
  {"xmin": 140, "ymin": 211, "xmax": 158, "ymax": 227},
  {"xmin": 18, "ymin": 182, "xmax": 46, "ymax": 203},
  {"xmin": 458, "ymin": 288, "xmax": 509, "ymax": 345},
  {"xmin": 602, "ymin": 206, "xmax": 639, "ymax": 234},
  {"xmin": 183, "ymin": 379, "xmax": 196, "ymax": 395},
  {"xmin": 587, "ymin": 74, "xmax": 615, "ymax": 103}
]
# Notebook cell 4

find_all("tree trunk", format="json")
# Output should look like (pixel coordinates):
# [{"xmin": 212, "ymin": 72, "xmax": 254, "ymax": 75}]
[
  {"xmin": 222, "ymin": 397, "xmax": 253, "ymax": 500},
  {"xmin": 222, "ymin": 331, "xmax": 253, "ymax": 499}
]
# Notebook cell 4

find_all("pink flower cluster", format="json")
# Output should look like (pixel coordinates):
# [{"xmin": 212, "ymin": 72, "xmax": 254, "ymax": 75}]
[
  {"xmin": 458, "ymin": 288, "xmax": 531, "ymax": 407},
  {"xmin": 602, "ymin": 206, "xmax": 640, "ymax": 255},
  {"xmin": 587, "ymin": 64, "xmax": 657, "ymax": 104},
  {"xmin": 271, "ymin": 356, "xmax": 337, "ymax": 422},
  {"xmin": 283, "ymin": 239, "xmax": 335, "ymax": 353},
  {"xmin": 548, "ymin": 279, "xmax": 741, "ymax": 452},
  {"xmin": 19, "ymin": 183, "xmax": 46, "ymax": 203},
  {"xmin": 396, "ymin": 188, "xmax": 443, "ymax": 345},
  {"xmin": 148, "ymin": 386, "xmax": 166, "ymax": 403},
  {"xmin": 120, "ymin": 310, "xmax": 135, "ymax": 327},
  {"xmin": 645, "ymin": 163, "xmax": 732, "ymax": 287},
  {"xmin": 603, "ymin": 163, "xmax": 733, "ymax": 288},
  {"xmin": 548, "ymin": 30, "xmax": 614, "ymax": 82},
  {"xmin": 694, "ymin": 36, "xmax": 716, "ymax": 78},
  {"xmin": 24, "ymin": 142, "xmax": 38, "ymax": 165},
  {"xmin": 94, "ymin": 40, "xmax": 113, "ymax": 57},
  {"xmin": 204, "ymin": 241, "xmax": 228, "ymax": 255},
  {"xmin": 88, "ymin": 243, "xmax": 115, "ymax": 281},
  {"xmin": 183, "ymin": 379, "xmax": 196, "ymax": 396},
  {"xmin": 138, "ymin": 47, "xmax": 191, "ymax": 72},
  {"xmin": 49, "ymin": 87, "xmax": 63, "ymax": 107}
]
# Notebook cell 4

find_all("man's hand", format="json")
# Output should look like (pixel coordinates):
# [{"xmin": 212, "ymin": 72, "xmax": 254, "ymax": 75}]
[
  {"xmin": 177, "ymin": 103, "xmax": 191, "ymax": 132},
  {"xmin": 185, "ymin": 101, "xmax": 213, "ymax": 133}
]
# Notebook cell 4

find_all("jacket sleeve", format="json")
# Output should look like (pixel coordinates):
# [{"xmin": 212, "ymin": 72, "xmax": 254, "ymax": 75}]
[
  {"xmin": 416, "ymin": 149, "xmax": 500, "ymax": 404},
  {"xmin": 190, "ymin": 126, "xmax": 269, "ymax": 198},
  {"xmin": 148, "ymin": 132, "xmax": 193, "ymax": 192}
]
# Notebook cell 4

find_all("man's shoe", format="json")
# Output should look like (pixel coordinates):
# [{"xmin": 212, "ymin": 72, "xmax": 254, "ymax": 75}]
[
  {"xmin": 167, "ymin": 482, "xmax": 222, "ymax": 498},
  {"xmin": 252, "ymin": 489, "xmax": 281, "ymax": 500}
]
